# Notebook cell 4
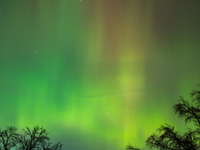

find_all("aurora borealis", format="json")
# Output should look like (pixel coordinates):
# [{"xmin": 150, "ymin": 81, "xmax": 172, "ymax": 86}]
[{"xmin": 0, "ymin": 0, "xmax": 200, "ymax": 149}]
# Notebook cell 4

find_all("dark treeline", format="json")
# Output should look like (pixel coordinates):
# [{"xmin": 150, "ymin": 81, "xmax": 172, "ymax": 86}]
[
  {"xmin": 0, "ymin": 126, "xmax": 62, "ymax": 150},
  {"xmin": 127, "ymin": 84, "xmax": 200, "ymax": 150}
]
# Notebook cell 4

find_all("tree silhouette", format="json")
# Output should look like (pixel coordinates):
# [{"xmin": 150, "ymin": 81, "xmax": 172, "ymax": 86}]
[
  {"xmin": 127, "ymin": 85, "xmax": 200, "ymax": 150},
  {"xmin": 126, "ymin": 144, "xmax": 140, "ymax": 150},
  {"xmin": 41, "ymin": 141, "xmax": 62, "ymax": 150},
  {"xmin": 0, "ymin": 126, "xmax": 62, "ymax": 150},
  {"xmin": 18, "ymin": 126, "xmax": 50, "ymax": 150},
  {"xmin": 0, "ymin": 126, "xmax": 19, "ymax": 150}
]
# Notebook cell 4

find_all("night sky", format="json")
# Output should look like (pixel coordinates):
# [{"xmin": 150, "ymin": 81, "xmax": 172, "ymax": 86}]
[{"xmin": 0, "ymin": 0, "xmax": 200, "ymax": 149}]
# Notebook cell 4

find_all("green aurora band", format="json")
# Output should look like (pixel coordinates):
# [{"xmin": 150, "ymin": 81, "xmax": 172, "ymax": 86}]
[{"xmin": 0, "ymin": 0, "xmax": 200, "ymax": 149}]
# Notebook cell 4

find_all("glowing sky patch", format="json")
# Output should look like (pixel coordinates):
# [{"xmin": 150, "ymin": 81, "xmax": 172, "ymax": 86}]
[{"xmin": 0, "ymin": 0, "xmax": 200, "ymax": 149}]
